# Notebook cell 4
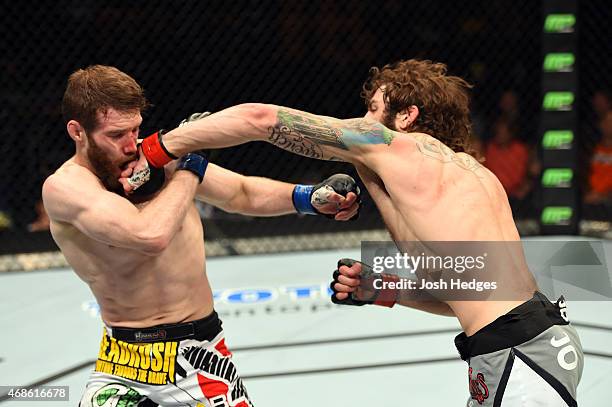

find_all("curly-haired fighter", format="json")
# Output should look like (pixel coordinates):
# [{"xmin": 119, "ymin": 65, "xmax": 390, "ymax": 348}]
[{"xmin": 127, "ymin": 59, "xmax": 583, "ymax": 406}]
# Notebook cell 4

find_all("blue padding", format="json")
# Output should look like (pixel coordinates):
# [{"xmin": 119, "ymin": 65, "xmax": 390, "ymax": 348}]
[
  {"xmin": 177, "ymin": 153, "xmax": 209, "ymax": 182},
  {"xmin": 292, "ymin": 185, "xmax": 316, "ymax": 215}
]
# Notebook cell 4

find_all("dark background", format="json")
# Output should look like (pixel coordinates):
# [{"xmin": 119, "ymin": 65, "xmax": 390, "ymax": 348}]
[{"xmin": 0, "ymin": 0, "xmax": 610, "ymax": 254}]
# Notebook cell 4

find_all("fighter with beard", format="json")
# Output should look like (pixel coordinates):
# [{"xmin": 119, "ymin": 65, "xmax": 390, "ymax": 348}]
[
  {"xmin": 86, "ymin": 127, "xmax": 139, "ymax": 194},
  {"xmin": 125, "ymin": 59, "xmax": 584, "ymax": 406},
  {"xmin": 41, "ymin": 65, "xmax": 361, "ymax": 406}
]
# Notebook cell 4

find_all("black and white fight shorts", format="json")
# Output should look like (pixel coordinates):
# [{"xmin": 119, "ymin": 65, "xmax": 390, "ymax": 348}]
[
  {"xmin": 455, "ymin": 292, "xmax": 583, "ymax": 406},
  {"xmin": 79, "ymin": 310, "xmax": 253, "ymax": 407}
]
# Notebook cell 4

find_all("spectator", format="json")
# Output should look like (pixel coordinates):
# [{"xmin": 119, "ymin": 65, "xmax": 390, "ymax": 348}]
[
  {"xmin": 485, "ymin": 118, "xmax": 534, "ymax": 200},
  {"xmin": 584, "ymin": 90, "xmax": 612, "ymax": 146},
  {"xmin": 498, "ymin": 90, "xmax": 521, "ymax": 130},
  {"xmin": 585, "ymin": 111, "xmax": 612, "ymax": 203},
  {"xmin": 592, "ymin": 90, "xmax": 612, "ymax": 123}
]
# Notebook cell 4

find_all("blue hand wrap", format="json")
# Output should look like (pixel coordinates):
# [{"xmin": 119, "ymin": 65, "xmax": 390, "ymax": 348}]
[
  {"xmin": 292, "ymin": 184, "xmax": 316, "ymax": 215},
  {"xmin": 177, "ymin": 153, "xmax": 208, "ymax": 183}
]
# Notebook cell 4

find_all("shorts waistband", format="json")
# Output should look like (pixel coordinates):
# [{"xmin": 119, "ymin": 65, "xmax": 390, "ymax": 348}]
[
  {"xmin": 454, "ymin": 292, "xmax": 568, "ymax": 361},
  {"xmin": 107, "ymin": 310, "xmax": 222, "ymax": 343}
]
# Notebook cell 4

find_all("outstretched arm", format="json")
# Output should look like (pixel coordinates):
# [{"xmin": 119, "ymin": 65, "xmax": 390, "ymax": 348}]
[
  {"xmin": 150, "ymin": 104, "xmax": 400, "ymax": 165},
  {"xmin": 196, "ymin": 164, "xmax": 359, "ymax": 220},
  {"xmin": 195, "ymin": 163, "xmax": 295, "ymax": 216}
]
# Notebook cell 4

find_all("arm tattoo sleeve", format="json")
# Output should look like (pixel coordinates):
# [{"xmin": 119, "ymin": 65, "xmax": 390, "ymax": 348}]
[{"xmin": 268, "ymin": 108, "xmax": 396, "ymax": 160}]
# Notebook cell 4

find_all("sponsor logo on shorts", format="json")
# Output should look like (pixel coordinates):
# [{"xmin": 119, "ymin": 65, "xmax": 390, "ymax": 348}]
[
  {"xmin": 556, "ymin": 296, "xmax": 569, "ymax": 322},
  {"xmin": 550, "ymin": 328, "xmax": 579, "ymax": 371},
  {"xmin": 91, "ymin": 383, "xmax": 144, "ymax": 407},
  {"xmin": 95, "ymin": 331, "xmax": 178, "ymax": 386},
  {"xmin": 468, "ymin": 367, "xmax": 489, "ymax": 405},
  {"xmin": 134, "ymin": 329, "xmax": 167, "ymax": 342}
]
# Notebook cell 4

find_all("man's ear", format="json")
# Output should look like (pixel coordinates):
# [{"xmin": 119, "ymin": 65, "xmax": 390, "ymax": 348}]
[
  {"xmin": 67, "ymin": 120, "xmax": 85, "ymax": 143},
  {"xmin": 396, "ymin": 105, "xmax": 420, "ymax": 132}
]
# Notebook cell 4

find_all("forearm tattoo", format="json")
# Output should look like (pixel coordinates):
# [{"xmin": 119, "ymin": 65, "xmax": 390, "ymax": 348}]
[
  {"xmin": 269, "ymin": 109, "xmax": 482, "ymax": 177},
  {"xmin": 268, "ymin": 108, "xmax": 395, "ymax": 160}
]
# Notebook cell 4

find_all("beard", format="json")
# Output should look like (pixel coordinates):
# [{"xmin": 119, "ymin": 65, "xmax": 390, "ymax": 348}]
[{"xmin": 87, "ymin": 137, "xmax": 136, "ymax": 194}]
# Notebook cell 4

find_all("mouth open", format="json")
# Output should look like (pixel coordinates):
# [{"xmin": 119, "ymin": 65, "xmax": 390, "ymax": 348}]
[{"xmin": 119, "ymin": 158, "xmax": 138, "ymax": 171}]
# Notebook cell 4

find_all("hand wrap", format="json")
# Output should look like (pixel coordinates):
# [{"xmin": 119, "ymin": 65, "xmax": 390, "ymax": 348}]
[
  {"xmin": 293, "ymin": 174, "xmax": 361, "ymax": 219},
  {"xmin": 176, "ymin": 152, "xmax": 208, "ymax": 183},
  {"xmin": 141, "ymin": 130, "xmax": 177, "ymax": 168},
  {"xmin": 330, "ymin": 258, "xmax": 399, "ymax": 308}
]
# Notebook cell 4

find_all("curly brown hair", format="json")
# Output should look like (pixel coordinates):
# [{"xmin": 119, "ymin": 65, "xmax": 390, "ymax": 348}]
[
  {"xmin": 62, "ymin": 65, "xmax": 149, "ymax": 134},
  {"xmin": 362, "ymin": 59, "xmax": 473, "ymax": 153}
]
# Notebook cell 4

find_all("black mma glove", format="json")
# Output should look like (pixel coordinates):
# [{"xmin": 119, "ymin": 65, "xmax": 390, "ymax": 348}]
[
  {"xmin": 330, "ymin": 258, "xmax": 399, "ymax": 307},
  {"xmin": 293, "ymin": 174, "xmax": 361, "ymax": 220}
]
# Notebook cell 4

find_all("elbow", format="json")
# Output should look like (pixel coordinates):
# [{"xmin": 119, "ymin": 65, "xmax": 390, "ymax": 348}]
[
  {"xmin": 222, "ymin": 177, "xmax": 251, "ymax": 215},
  {"xmin": 236, "ymin": 103, "xmax": 274, "ymax": 120},
  {"xmin": 217, "ymin": 196, "xmax": 241, "ymax": 214},
  {"xmin": 137, "ymin": 231, "xmax": 172, "ymax": 256},
  {"xmin": 146, "ymin": 237, "xmax": 171, "ymax": 255},
  {"xmin": 233, "ymin": 103, "xmax": 276, "ymax": 137}
]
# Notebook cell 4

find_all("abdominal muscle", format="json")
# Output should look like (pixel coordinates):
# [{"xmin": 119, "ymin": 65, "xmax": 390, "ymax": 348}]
[{"xmin": 52, "ymin": 205, "xmax": 214, "ymax": 328}]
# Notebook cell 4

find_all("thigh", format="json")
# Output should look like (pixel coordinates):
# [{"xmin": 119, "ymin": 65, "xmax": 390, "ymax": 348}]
[
  {"xmin": 79, "ymin": 373, "xmax": 156, "ymax": 407},
  {"xmin": 466, "ymin": 325, "xmax": 583, "ymax": 407},
  {"xmin": 173, "ymin": 332, "xmax": 254, "ymax": 407},
  {"xmin": 85, "ymin": 329, "xmax": 254, "ymax": 406},
  {"xmin": 465, "ymin": 348, "xmax": 511, "ymax": 406},
  {"xmin": 511, "ymin": 324, "xmax": 583, "ymax": 404}
]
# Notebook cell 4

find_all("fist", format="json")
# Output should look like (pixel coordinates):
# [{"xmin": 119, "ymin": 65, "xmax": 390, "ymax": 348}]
[{"xmin": 311, "ymin": 174, "xmax": 361, "ymax": 221}]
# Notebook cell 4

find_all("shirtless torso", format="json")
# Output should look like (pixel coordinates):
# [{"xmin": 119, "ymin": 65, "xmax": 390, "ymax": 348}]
[
  {"xmin": 44, "ymin": 156, "xmax": 213, "ymax": 327},
  {"xmin": 351, "ymin": 133, "xmax": 536, "ymax": 334}
]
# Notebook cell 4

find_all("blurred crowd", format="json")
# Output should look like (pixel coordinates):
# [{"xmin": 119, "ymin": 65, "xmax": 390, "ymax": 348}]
[
  {"xmin": 473, "ymin": 90, "xmax": 541, "ymax": 218},
  {"xmin": 471, "ymin": 89, "xmax": 612, "ymax": 221},
  {"xmin": 584, "ymin": 91, "xmax": 612, "ymax": 206}
]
